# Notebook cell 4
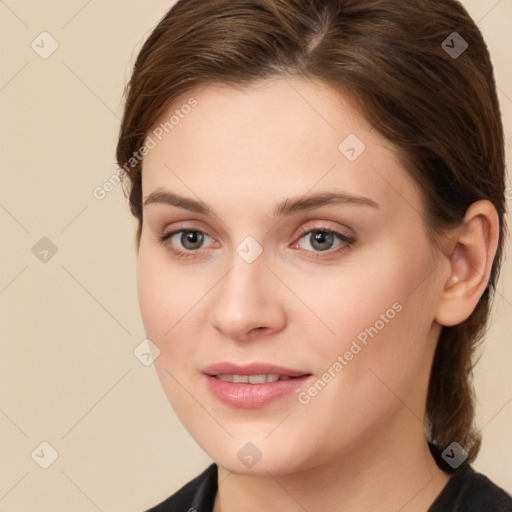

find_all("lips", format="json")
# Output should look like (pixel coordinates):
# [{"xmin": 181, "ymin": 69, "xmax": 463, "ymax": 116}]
[
  {"xmin": 203, "ymin": 362, "xmax": 309, "ymax": 378},
  {"xmin": 216, "ymin": 374, "xmax": 290, "ymax": 383},
  {"xmin": 203, "ymin": 362, "xmax": 312, "ymax": 408}
]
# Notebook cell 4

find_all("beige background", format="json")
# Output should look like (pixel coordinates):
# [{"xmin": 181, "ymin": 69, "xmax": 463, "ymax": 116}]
[{"xmin": 0, "ymin": 1, "xmax": 511, "ymax": 510}]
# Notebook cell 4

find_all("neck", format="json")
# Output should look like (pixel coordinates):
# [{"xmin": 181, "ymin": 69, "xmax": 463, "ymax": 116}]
[{"xmin": 213, "ymin": 415, "xmax": 451, "ymax": 512}]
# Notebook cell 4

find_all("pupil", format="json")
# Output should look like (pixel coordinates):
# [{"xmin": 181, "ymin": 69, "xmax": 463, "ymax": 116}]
[
  {"xmin": 312, "ymin": 231, "xmax": 333, "ymax": 251},
  {"xmin": 183, "ymin": 230, "xmax": 203, "ymax": 249}
]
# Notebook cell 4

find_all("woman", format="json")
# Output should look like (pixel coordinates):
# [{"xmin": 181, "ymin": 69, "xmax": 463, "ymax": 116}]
[{"xmin": 116, "ymin": 0, "xmax": 512, "ymax": 510}]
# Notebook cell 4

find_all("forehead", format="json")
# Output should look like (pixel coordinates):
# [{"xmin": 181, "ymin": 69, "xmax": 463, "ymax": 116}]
[{"xmin": 141, "ymin": 77, "xmax": 422, "ymax": 217}]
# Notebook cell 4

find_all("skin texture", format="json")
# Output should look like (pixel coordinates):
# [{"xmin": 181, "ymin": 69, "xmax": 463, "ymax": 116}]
[{"xmin": 136, "ymin": 77, "xmax": 498, "ymax": 512}]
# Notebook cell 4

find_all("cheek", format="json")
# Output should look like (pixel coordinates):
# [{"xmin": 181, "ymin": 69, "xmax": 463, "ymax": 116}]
[
  {"xmin": 136, "ymin": 247, "xmax": 202, "ymax": 406},
  {"xmin": 136, "ymin": 244, "xmax": 219, "ymax": 379},
  {"xmin": 296, "ymin": 244, "xmax": 432, "ymax": 356},
  {"xmin": 136, "ymin": 245, "xmax": 199, "ymax": 340},
  {"xmin": 298, "ymin": 242, "xmax": 437, "ymax": 415},
  {"xmin": 136, "ymin": 252, "xmax": 170, "ymax": 340},
  {"xmin": 292, "ymin": 241, "xmax": 438, "ymax": 429}
]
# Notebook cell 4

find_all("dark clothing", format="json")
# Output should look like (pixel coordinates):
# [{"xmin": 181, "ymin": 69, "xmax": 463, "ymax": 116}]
[
  {"xmin": 146, "ymin": 459, "xmax": 512, "ymax": 512},
  {"xmin": 146, "ymin": 463, "xmax": 217, "ymax": 512},
  {"xmin": 428, "ymin": 462, "xmax": 512, "ymax": 511}
]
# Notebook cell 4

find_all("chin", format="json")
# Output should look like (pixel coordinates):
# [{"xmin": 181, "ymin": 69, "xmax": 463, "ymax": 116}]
[
  {"xmin": 195, "ymin": 432, "xmax": 317, "ymax": 476},
  {"xmin": 214, "ymin": 453, "xmax": 302, "ymax": 476}
]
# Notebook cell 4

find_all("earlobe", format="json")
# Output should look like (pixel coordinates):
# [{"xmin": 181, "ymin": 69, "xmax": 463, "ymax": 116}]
[{"xmin": 435, "ymin": 200, "xmax": 499, "ymax": 327}]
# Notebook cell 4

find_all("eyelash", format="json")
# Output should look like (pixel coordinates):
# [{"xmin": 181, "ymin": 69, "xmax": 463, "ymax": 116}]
[{"xmin": 157, "ymin": 224, "xmax": 356, "ymax": 260}]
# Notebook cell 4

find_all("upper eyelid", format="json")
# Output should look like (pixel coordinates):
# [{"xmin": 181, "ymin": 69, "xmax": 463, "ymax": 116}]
[{"xmin": 161, "ymin": 220, "xmax": 349, "ymax": 236}]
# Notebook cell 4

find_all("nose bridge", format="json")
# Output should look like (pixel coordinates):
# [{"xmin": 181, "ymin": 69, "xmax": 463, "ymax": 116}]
[{"xmin": 208, "ymin": 244, "xmax": 284, "ymax": 339}]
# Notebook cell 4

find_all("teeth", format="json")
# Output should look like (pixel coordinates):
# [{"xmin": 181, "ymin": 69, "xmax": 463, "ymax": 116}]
[
  {"xmin": 216, "ymin": 373, "xmax": 282, "ymax": 383},
  {"xmin": 248, "ymin": 374, "xmax": 267, "ymax": 384}
]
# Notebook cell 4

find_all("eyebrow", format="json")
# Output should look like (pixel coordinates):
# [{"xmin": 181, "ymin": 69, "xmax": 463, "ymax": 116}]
[{"xmin": 143, "ymin": 189, "xmax": 379, "ymax": 218}]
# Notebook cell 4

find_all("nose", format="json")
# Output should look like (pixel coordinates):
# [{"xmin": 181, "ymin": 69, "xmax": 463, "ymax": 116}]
[{"xmin": 208, "ymin": 254, "xmax": 287, "ymax": 343}]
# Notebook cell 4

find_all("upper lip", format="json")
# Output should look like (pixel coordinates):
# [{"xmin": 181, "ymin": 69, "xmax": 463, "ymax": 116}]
[{"xmin": 203, "ymin": 362, "xmax": 310, "ymax": 377}]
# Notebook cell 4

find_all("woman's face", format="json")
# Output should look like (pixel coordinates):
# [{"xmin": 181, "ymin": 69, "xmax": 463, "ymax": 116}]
[{"xmin": 137, "ymin": 77, "xmax": 446, "ymax": 475}]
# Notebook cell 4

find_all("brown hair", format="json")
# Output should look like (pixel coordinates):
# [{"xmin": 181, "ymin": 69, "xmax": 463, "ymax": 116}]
[{"xmin": 116, "ymin": 0, "xmax": 506, "ymax": 462}]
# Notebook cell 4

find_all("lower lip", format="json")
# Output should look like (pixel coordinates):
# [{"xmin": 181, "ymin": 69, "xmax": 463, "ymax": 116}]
[{"xmin": 205, "ymin": 375, "xmax": 311, "ymax": 408}]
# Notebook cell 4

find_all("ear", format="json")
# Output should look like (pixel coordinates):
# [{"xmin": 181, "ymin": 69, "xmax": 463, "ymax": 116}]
[{"xmin": 435, "ymin": 200, "xmax": 500, "ymax": 327}]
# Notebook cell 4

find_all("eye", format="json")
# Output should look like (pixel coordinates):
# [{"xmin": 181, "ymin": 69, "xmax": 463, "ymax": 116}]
[
  {"xmin": 291, "ymin": 225, "xmax": 355, "ymax": 258},
  {"xmin": 157, "ymin": 224, "xmax": 355, "ymax": 260},
  {"xmin": 158, "ymin": 228, "xmax": 216, "ymax": 259}
]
